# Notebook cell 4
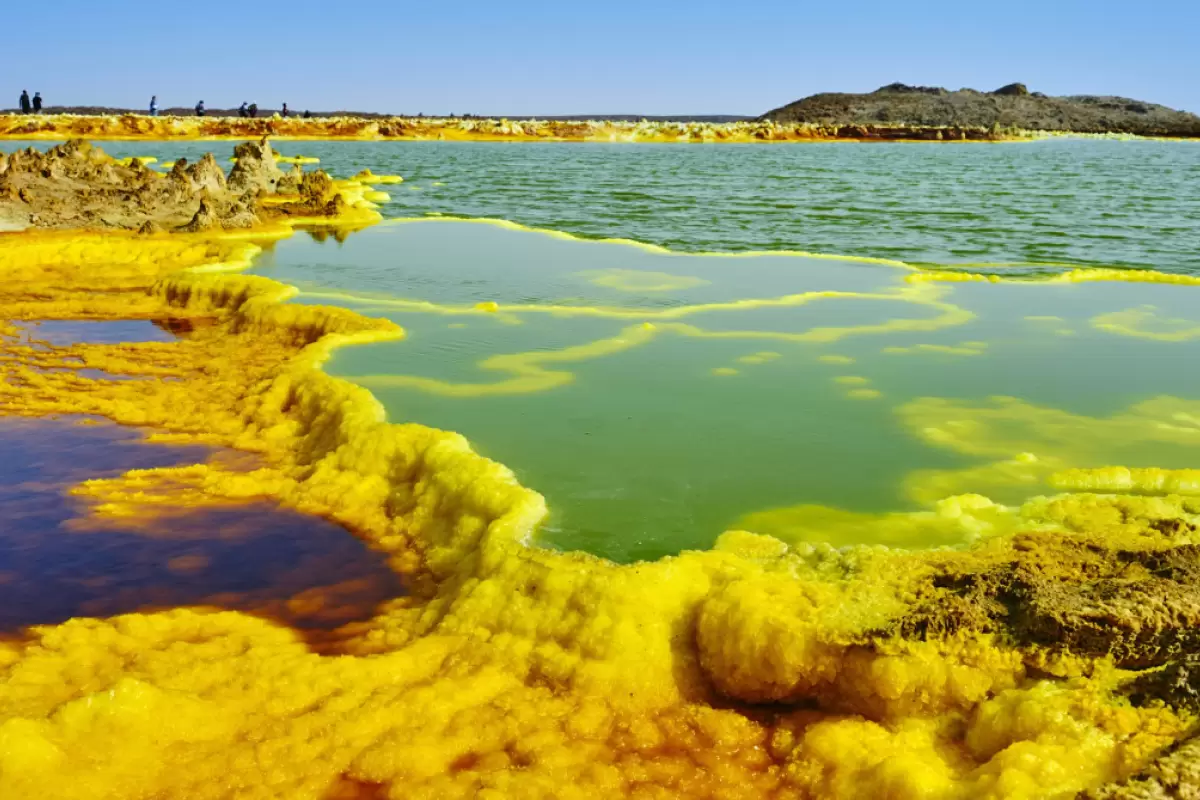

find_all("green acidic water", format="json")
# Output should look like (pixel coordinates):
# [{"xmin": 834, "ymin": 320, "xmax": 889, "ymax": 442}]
[
  {"xmin": 253, "ymin": 222, "xmax": 1200, "ymax": 561},
  {"xmin": 6, "ymin": 138, "xmax": 1199, "ymax": 273},
  {"xmin": 9, "ymin": 137, "xmax": 1198, "ymax": 560}
]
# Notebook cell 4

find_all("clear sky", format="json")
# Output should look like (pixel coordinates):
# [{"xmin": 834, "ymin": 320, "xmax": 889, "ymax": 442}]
[{"xmin": 6, "ymin": 0, "xmax": 1197, "ymax": 116}]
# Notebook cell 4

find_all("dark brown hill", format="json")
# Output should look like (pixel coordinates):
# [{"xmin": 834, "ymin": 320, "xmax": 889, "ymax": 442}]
[{"xmin": 761, "ymin": 83, "xmax": 1200, "ymax": 136}]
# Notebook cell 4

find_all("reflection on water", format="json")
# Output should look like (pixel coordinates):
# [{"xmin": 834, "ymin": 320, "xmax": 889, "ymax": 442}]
[
  {"xmin": 14, "ymin": 319, "xmax": 177, "ymax": 346},
  {"xmin": 248, "ymin": 222, "xmax": 1200, "ymax": 561},
  {"xmin": 0, "ymin": 416, "xmax": 404, "ymax": 633}
]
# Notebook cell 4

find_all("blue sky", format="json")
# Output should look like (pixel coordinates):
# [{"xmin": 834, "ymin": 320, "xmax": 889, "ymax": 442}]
[{"xmin": 7, "ymin": 0, "xmax": 1197, "ymax": 115}]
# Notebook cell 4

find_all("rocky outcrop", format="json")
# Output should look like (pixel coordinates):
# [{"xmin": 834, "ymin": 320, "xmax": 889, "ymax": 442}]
[
  {"xmin": 227, "ymin": 137, "xmax": 284, "ymax": 195},
  {"xmin": 761, "ymin": 83, "xmax": 1200, "ymax": 136},
  {"xmin": 893, "ymin": 523, "xmax": 1200, "ymax": 675},
  {"xmin": 0, "ymin": 138, "xmax": 348, "ymax": 232}
]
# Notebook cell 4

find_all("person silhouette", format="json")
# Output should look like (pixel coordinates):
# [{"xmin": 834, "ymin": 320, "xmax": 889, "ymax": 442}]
[
  {"xmin": 239, "ymin": 102, "xmax": 248, "ymax": 118},
  {"xmin": 281, "ymin": 103, "xmax": 289, "ymax": 118},
  {"xmin": 149, "ymin": 96, "xmax": 158, "ymax": 116},
  {"xmin": 32, "ymin": 92, "xmax": 43, "ymax": 113},
  {"xmin": 195, "ymin": 100, "xmax": 205, "ymax": 117},
  {"xmin": 19, "ymin": 90, "xmax": 30, "ymax": 114}
]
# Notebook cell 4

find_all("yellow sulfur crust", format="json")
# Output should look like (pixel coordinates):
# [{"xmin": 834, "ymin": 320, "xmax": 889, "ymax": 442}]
[
  {"xmin": 0, "ymin": 114, "xmax": 1042, "ymax": 144},
  {"xmin": 0, "ymin": 220, "xmax": 1198, "ymax": 799}
]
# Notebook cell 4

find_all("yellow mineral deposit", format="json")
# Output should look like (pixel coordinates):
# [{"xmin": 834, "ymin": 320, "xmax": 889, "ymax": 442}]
[
  {"xmin": 818, "ymin": 354, "xmax": 856, "ymax": 365},
  {"xmin": 736, "ymin": 351, "xmax": 782, "ymax": 365},
  {"xmin": 1092, "ymin": 305, "xmax": 1200, "ymax": 342},
  {"xmin": 898, "ymin": 395, "xmax": 1200, "ymax": 505},
  {"xmin": 883, "ymin": 342, "xmax": 988, "ymax": 356},
  {"xmin": 579, "ymin": 268, "xmax": 712, "ymax": 292},
  {"xmin": 0, "ymin": 114, "xmax": 1042, "ymax": 144},
  {"xmin": 3, "ymin": 162, "xmax": 1200, "ymax": 799},
  {"xmin": 352, "ymin": 169, "xmax": 404, "ymax": 184}
]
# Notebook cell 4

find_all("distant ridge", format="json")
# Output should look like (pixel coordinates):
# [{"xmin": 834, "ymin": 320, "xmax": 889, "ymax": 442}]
[{"xmin": 760, "ymin": 83, "xmax": 1200, "ymax": 136}]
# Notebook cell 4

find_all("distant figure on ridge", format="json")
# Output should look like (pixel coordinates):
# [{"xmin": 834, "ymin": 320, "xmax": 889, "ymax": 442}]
[
  {"xmin": 248, "ymin": 103, "xmax": 258, "ymax": 119},
  {"xmin": 149, "ymin": 96, "xmax": 158, "ymax": 116},
  {"xmin": 281, "ymin": 103, "xmax": 289, "ymax": 118},
  {"xmin": 19, "ymin": 90, "xmax": 31, "ymax": 114},
  {"xmin": 32, "ymin": 92, "xmax": 43, "ymax": 113},
  {"xmin": 303, "ymin": 110, "xmax": 311, "ymax": 119},
  {"xmin": 238, "ymin": 102, "xmax": 248, "ymax": 118},
  {"xmin": 195, "ymin": 100, "xmax": 205, "ymax": 117}
]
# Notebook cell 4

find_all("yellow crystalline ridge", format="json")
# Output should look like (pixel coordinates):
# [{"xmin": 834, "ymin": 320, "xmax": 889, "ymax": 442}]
[
  {"xmin": 1051, "ymin": 466, "xmax": 1200, "ymax": 495},
  {"xmin": 352, "ymin": 169, "xmax": 405, "ymax": 184},
  {"xmin": 0, "ymin": 231, "xmax": 259, "ymax": 280},
  {"xmin": 735, "ymin": 494, "xmax": 1021, "ymax": 549},
  {"xmin": 0, "ymin": 229, "xmax": 1195, "ymax": 798},
  {"xmin": 909, "ymin": 266, "xmax": 1200, "ymax": 287},
  {"xmin": 380, "ymin": 215, "xmax": 920, "ymax": 268}
]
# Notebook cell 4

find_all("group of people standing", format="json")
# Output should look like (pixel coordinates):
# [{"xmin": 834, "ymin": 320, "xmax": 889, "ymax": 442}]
[
  {"xmin": 187, "ymin": 100, "xmax": 310, "ymax": 119},
  {"xmin": 18, "ymin": 90, "xmax": 43, "ymax": 113},
  {"xmin": 13, "ymin": 91, "xmax": 311, "ymax": 118}
]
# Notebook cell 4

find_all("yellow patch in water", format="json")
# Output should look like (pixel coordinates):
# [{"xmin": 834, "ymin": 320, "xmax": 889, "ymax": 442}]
[
  {"xmin": 883, "ymin": 342, "xmax": 987, "ymax": 356},
  {"xmin": 1093, "ymin": 305, "xmax": 1200, "ymax": 342},
  {"xmin": 577, "ymin": 268, "xmax": 711, "ymax": 293},
  {"xmin": 338, "ymin": 281, "xmax": 972, "ymax": 397},
  {"xmin": 711, "ymin": 366, "xmax": 739, "ymax": 376},
  {"xmin": 736, "ymin": 351, "xmax": 782, "ymax": 365},
  {"xmin": 352, "ymin": 170, "xmax": 404, "ymax": 184},
  {"xmin": 360, "ymin": 324, "xmax": 658, "ymax": 396},
  {"xmin": 900, "ymin": 395, "xmax": 1200, "ymax": 504},
  {"xmin": 736, "ymin": 494, "xmax": 1017, "ymax": 549}
]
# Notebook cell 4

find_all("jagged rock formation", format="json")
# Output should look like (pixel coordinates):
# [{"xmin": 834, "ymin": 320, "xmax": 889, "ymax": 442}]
[
  {"xmin": 761, "ymin": 83, "xmax": 1200, "ymax": 136},
  {"xmin": 0, "ymin": 137, "xmax": 354, "ymax": 232}
]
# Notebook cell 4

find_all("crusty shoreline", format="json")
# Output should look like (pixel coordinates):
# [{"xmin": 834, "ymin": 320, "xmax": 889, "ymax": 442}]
[{"xmin": 0, "ymin": 112, "xmax": 1093, "ymax": 143}]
